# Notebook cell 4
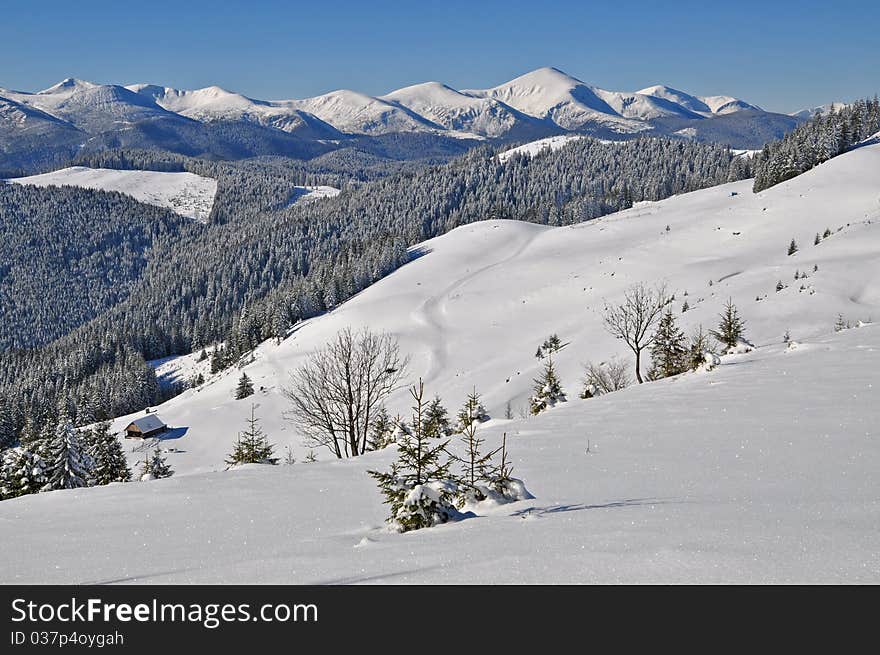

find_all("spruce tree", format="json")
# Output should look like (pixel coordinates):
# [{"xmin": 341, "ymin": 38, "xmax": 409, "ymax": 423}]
[
  {"xmin": 451, "ymin": 396, "xmax": 500, "ymax": 505},
  {"xmin": 368, "ymin": 380, "xmax": 455, "ymax": 532},
  {"xmin": 648, "ymin": 310, "xmax": 689, "ymax": 380},
  {"xmin": 225, "ymin": 404, "xmax": 278, "ymax": 466},
  {"xmin": 40, "ymin": 410, "xmax": 94, "ymax": 491},
  {"xmin": 235, "ymin": 372, "xmax": 255, "ymax": 399},
  {"xmin": 141, "ymin": 448, "xmax": 174, "ymax": 480},
  {"xmin": 788, "ymin": 238, "xmax": 799, "ymax": 256},
  {"xmin": 367, "ymin": 407, "xmax": 395, "ymax": 451},
  {"xmin": 422, "ymin": 396, "xmax": 453, "ymax": 439},
  {"xmin": 0, "ymin": 447, "xmax": 45, "ymax": 500},
  {"xmin": 455, "ymin": 388, "xmax": 489, "ymax": 431},
  {"xmin": 688, "ymin": 325, "xmax": 713, "ymax": 370},
  {"xmin": 86, "ymin": 421, "xmax": 132, "ymax": 485},
  {"xmin": 710, "ymin": 299, "xmax": 747, "ymax": 350},
  {"xmin": 530, "ymin": 337, "xmax": 568, "ymax": 415}
]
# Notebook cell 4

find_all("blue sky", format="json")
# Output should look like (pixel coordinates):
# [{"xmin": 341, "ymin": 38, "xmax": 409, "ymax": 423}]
[{"xmin": 2, "ymin": 0, "xmax": 877, "ymax": 113}]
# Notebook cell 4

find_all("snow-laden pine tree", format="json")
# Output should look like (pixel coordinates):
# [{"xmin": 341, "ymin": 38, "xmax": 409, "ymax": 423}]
[
  {"xmin": 40, "ymin": 410, "xmax": 94, "ymax": 491},
  {"xmin": 0, "ymin": 447, "xmax": 45, "ymax": 500},
  {"xmin": 710, "ymin": 299, "xmax": 748, "ymax": 351},
  {"xmin": 225, "ymin": 404, "xmax": 278, "ymax": 466},
  {"xmin": 368, "ymin": 380, "xmax": 458, "ymax": 532},
  {"xmin": 141, "ymin": 448, "xmax": 174, "ymax": 481},
  {"xmin": 455, "ymin": 388, "xmax": 489, "ymax": 432},
  {"xmin": 530, "ymin": 335, "xmax": 568, "ymax": 415},
  {"xmin": 86, "ymin": 421, "xmax": 131, "ymax": 485},
  {"xmin": 451, "ymin": 393, "xmax": 500, "ymax": 507},
  {"xmin": 648, "ymin": 310, "xmax": 689, "ymax": 380},
  {"xmin": 235, "ymin": 372, "xmax": 255, "ymax": 400}
]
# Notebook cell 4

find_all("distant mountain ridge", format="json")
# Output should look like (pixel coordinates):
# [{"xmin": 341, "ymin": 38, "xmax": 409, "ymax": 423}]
[{"xmin": 0, "ymin": 67, "xmax": 802, "ymax": 173}]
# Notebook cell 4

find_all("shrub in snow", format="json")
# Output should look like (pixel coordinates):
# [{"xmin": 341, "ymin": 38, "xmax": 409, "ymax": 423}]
[
  {"xmin": 0, "ymin": 447, "xmax": 45, "ymax": 500},
  {"xmin": 368, "ymin": 380, "xmax": 459, "ymax": 533},
  {"xmin": 580, "ymin": 358, "xmax": 631, "ymax": 398},
  {"xmin": 834, "ymin": 314, "xmax": 850, "ymax": 332},
  {"xmin": 710, "ymin": 298, "xmax": 748, "ymax": 351},
  {"xmin": 141, "ymin": 448, "xmax": 174, "ymax": 481},
  {"xmin": 225, "ymin": 404, "xmax": 277, "ymax": 467}
]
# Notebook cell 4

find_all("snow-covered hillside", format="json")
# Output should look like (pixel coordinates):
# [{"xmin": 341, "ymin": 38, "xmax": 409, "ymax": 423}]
[
  {"xmin": 2, "ymin": 139, "xmax": 878, "ymax": 585},
  {"xmin": 85, "ymin": 138, "xmax": 880, "ymax": 483},
  {"xmin": 5, "ymin": 166, "xmax": 218, "ymax": 222},
  {"xmin": 1, "ymin": 323, "xmax": 877, "ymax": 584}
]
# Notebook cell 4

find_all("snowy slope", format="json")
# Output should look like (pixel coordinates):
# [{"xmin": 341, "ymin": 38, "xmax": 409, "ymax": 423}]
[
  {"xmin": 638, "ymin": 84, "xmax": 762, "ymax": 116},
  {"xmin": 2, "ymin": 142, "xmax": 879, "ymax": 584},
  {"xmin": 1, "ymin": 324, "xmax": 877, "ymax": 584},
  {"xmin": 290, "ymin": 89, "xmax": 443, "ymax": 135},
  {"xmin": 496, "ymin": 134, "xmax": 587, "ymax": 162},
  {"xmin": 6, "ymin": 166, "xmax": 218, "ymax": 222},
  {"xmin": 89, "ymin": 139, "xmax": 880, "ymax": 482}
]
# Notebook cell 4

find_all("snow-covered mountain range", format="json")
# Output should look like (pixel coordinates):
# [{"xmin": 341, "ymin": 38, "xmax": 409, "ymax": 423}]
[
  {"xmin": 1, "ymin": 67, "xmax": 768, "ymax": 138},
  {"xmin": 0, "ymin": 68, "xmax": 802, "ymax": 173}
]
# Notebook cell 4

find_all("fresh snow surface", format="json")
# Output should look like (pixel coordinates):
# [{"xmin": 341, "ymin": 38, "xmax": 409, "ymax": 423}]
[
  {"xmin": 3, "ymin": 142, "xmax": 880, "ymax": 584},
  {"xmin": 285, "ymin": 185, "xmax": 341, "ymax": 206},
  {"xmin": 5, "ymin": 166, "xmax": 217, "ymax": 222},
  {"xmin": 1, "ymin": 325, "xmax": 877, "ymax": 584},
  {"xmin": 497, "ymin": 135, "xmax": 587, "ymax": 162}
]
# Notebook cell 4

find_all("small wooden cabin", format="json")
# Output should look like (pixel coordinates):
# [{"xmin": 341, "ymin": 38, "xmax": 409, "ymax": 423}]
[{"xmin": 124, "ymin": 415, "xmax": 167, "ymax": 439}]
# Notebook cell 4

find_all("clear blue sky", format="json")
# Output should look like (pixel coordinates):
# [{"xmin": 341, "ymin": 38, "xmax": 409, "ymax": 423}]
[{"xmin": 2, "ymin": 0, "xmax": 877, "ymax": 113}]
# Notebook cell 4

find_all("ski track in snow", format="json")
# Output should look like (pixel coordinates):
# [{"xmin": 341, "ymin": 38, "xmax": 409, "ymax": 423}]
[{"xmin": 412, "ymin": 224, "xmax": 542, "ymax": 384}]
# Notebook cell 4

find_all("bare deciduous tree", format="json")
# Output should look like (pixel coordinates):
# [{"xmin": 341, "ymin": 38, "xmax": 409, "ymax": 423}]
[
  {"xmin": 282, "ymin": 327, "xmax": 409, "ymax": 458},
  {"xmin": 581, "ymin": 358, "xmax": 632, "ymax": 397},
  {"xmin": 602, "ymin": 283, "xmax": 669, "ymax": 383}
]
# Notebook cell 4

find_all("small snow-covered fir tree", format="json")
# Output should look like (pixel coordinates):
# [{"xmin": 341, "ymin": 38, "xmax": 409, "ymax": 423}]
[
  {"xmin": 648, "ymin": 310, "xmax": 689, "ymax": 380},
  {"xmin": 368, "ymin": 380, "xmax": 458, "ymax": 532},
  {"xmin": 482, "ymin": 433, "xmax": 532, "ymax": 502},
  {"xmin": 0, "ymin": 447, "xmax": 45, "ymax": 500},
  {"xmin": 450, "ymin": 397, "xmax": 500, "ymax": 507},
  {"xmin": 235, "ymin": 372, "xmax": 254, "ymax": 399},
  {"xmin": 787, "ymin": 238, "xmax": 799, "ymax": 256},
  {"xmin": 86, "ymin": 421, "xmax": 131, "ymax": 485},
  {"xmin": 710, "ymin": 299, "xmax": 747, "ymax": 351},
  {"xmin": 226, "ymin": 404, "xmax": 278, "ymax": 466},
  {"xmin": 40, "ymin": 410, "xmax": 94, "ymax": 491},
  {"xmin": 455, "ymin": 388, "xmax": 489, "ymax": 431},
  {"xmin": 141, "ymin": 448, "xmax": 174, "ymax": 481},
  {"xmin": 688, "ymin": 325, "xmax": 717, "ymax": 371},
  {"xmin": 530, "ymin": 336, "xmax": 568, "ymax": 415},
  {"xmin": 422, "ymin": 396, "xmax": 453, "ymax": 439},
  {"xmin": 367, "ymin": 407, "xmax": 396, "ymax": 451}
]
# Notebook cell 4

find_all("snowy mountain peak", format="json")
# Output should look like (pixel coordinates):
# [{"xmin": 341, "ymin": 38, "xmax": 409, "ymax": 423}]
[{"xmin": 39, "ymin": 78, "xmax": 98, "ymax": 95}]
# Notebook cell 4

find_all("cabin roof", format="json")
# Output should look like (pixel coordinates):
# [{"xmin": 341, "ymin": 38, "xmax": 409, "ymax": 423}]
[{"xmin": 127, "ymin": 415, "xmax": 166, "ymax": 432}]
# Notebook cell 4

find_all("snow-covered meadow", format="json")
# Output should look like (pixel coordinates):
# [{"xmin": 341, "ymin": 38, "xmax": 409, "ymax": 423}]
[
  {"xmin": 1, "ymin": 139, "xmax": 879, "ymax": 584},
  {"xmin": 6, "ymin": 166, "xmax": 217, "ymax": 222}
]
